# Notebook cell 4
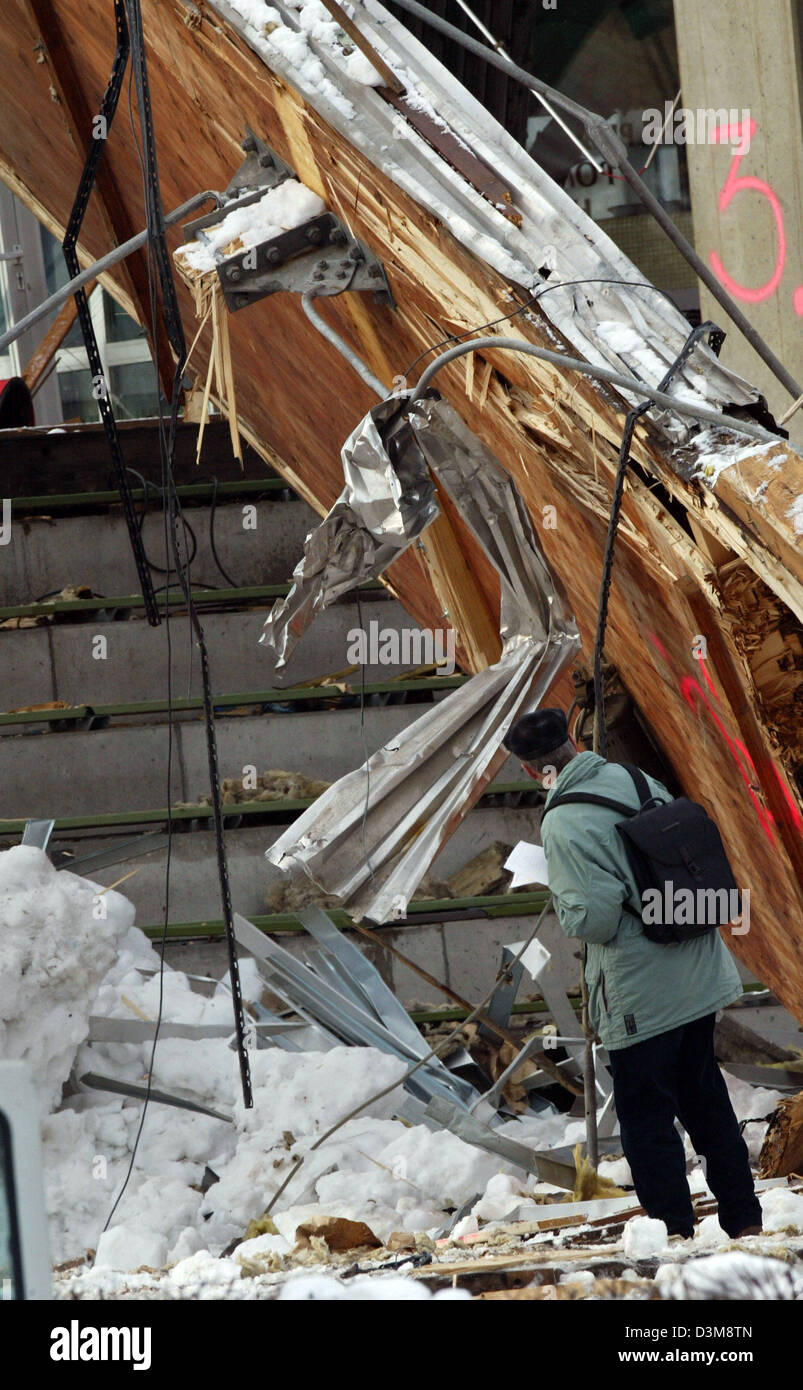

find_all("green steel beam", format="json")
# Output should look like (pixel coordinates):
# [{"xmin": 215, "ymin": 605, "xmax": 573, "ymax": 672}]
[
  {"xmin": 0, "ymin": 674, "xmax": 467, "ymax": 728},
  {"xmin": 138, "ymin": 890, "xmax": 551, "ymax": 939},
  {"xmin": 0, "ymin": 578, "xmax": 384, "ymax": 622},
  {"xmin": 9, "ymin": 478, "xmax": 291, "ymax": 511},
  {"xmin": 0, "ymin": 781, "xmax": 541, "ymax": 836}
]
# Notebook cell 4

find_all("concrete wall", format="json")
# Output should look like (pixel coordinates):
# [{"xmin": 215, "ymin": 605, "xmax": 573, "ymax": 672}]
[
  {"xmin": 0, "ymin": 499, "xmax": 317, "ymax": 605},
  {"xmin": 674, "ymin": 0, "xmax": 803, "ymax": 442},
  {"xmin": 1, "ymin": 597, "xmax": 425, "ymax": 709}
]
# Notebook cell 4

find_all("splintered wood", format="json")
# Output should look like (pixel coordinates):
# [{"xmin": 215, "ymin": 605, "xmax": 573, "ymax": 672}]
[{"xmin": 760, "ymin": 1092, "xmax": 803, "ymax": 1179}]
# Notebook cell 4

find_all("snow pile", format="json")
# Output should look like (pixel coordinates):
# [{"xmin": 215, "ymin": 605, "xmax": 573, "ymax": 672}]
[
  {"xmin": 0, "ymin": 846, "xmax": 133, "ymax": 1113},
  {"xmin": 657, "ymin": 1252, "xmax": 803, "ymax": 1300},
  {"xmin": 44, "ymin": 923, "xmax": 537, "ymax": 1268},
  {"xmin": 276, "ymin": 1271, "xmax": 470, "ymax": 1300},
  {"xmin": 201, "ymin": 1048, "xmax": 524, "ymax": 1249},
  {"xmin": 622, "ymin": 1215, "xmax": 668, "ymax": 1260},
  {"xmin": 760, "ymin": 1186, "xmax": 803, "ymax": 1234},
  {"xmin": 177, "ymin": 180, "xmax": 326, "ymax": 273}
]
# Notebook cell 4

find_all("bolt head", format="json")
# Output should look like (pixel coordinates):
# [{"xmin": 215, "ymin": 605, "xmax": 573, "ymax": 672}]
[
  {"xmin": 307, "ymin": 226, "xmax": 323, "ymax": 245},
  {"xmin": 235, "ymin": 294, "xmax": 248, "ymax": 308},
  {"xmin": 258, "ymin": 152, "xmax": 274, "ymax": 168},
  {"xmin": 228, "ymin": 266, "xmax": 241, "ymax": 282},
  {"xmin": 267, "ymin": 247, "xmax": 282, "ymax": 264},
  {"xmin": 241, "ymin": 135, "xmax": 257, "ymax": 152}
]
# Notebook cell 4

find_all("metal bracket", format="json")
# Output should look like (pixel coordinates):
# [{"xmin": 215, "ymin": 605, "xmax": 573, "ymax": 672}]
[
  {"xmin": 219, "ymin": 211, "xmax": 393, "ymax": 311},
  {"xmin": 183, "ymin": 129, "xmax": 394, "ymax": 312}
]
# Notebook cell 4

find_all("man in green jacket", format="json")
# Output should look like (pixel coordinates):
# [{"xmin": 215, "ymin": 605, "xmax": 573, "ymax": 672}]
[{"xmin": 503, "ymin": 707, "xmax": 762, "ymax": 1240}]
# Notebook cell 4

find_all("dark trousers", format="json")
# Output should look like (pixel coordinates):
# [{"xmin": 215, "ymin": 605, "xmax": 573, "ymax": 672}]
[{"xmin": 607, "ymin": 1012, "xmax": 762, "ymax": 1238}]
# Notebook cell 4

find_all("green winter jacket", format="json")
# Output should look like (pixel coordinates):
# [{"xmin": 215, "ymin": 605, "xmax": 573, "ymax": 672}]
[{"xmin": 540, "ymin": 751, "xmax": 743, "ymax": 1051}]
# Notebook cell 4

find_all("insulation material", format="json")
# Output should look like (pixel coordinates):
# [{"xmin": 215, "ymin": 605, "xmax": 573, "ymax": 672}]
[
  {"xmin": 260, "ymin": 397, "xmax": 439, "ymax": 670},
  {"xmin": 0, "ymin": 845, "xmax": 134, "ymax": 1113},
  {"xmin": 266, "ymin": 395, "xmax": 579, "ymax": 921}
]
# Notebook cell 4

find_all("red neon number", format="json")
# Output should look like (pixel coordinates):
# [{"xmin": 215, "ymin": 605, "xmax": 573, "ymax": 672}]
[{"xmin": 709, "ymin": 118, "xmax": 787, "ymax": 304}]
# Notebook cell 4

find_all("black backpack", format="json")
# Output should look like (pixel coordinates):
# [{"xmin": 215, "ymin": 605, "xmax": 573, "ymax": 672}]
[{"xmin": 541, "ymin": 763, "xmax": 740, "ymax": 944}]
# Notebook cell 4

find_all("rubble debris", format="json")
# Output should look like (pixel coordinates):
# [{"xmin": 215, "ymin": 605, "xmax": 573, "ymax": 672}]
[
  {"xmin": 444, "ymin": 841, "xmax": 515, "ymax": 899},
  {"xmin": 715, "ymin": 1012, "xmax": 800, "ymax": 1066},
  {"xmin": 0, "ymin": 584, "xmax": 95, "ymax": 629},
  {"xmin": 760, "ymin": 1092, "xmax": 803, "ymax": 1178},
  {"xmin": 293, "ymin": 1215, "xmax": 382, "ymax": 1253}
]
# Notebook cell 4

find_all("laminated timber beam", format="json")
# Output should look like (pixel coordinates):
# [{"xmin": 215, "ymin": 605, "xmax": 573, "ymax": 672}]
[{"xmin": 22, "ymin": 0, "xmax": 176, "ymax": 399}]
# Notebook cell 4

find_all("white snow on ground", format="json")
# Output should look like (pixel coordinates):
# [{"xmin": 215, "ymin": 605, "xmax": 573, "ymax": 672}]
[
  {"xmin": 622, "ymin": 1216, "xmax": 668, "ymax": 1260},
  {"xmin": 176, "ymin": 181, "xmax": 326, "ymax": 272},
  {"xmin": 8, "ymin": 843, "xmax": 802, "ymax": 1298},
  {"xmin": 0, "ymin": 846, "xmax": 133, "ymax": 1113},
  {"xmin": 787, "ymin": 495, "xmax": 803, "ymax": 534}
]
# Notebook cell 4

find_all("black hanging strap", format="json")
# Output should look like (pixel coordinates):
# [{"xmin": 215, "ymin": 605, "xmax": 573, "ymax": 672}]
[
  {"xmin": 124, "ymin": 0, "xmax": 253, "ymax": 1107},
  {"xmin": 592, "ymin": 322, "xmax": 724, "ymax": 755},
  {"xmin": 62, "ymin": 0, "xmax": 160, "ymax": 626}
]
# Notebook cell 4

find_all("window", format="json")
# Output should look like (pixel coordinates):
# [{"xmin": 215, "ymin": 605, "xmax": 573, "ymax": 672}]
[
  {"xmin": 37, "ymin": 224, "xmax": 160, "ymax": 423},
  {"xmin": 0, "ymin": 1111, "xmax": 23, "ymax": 1301}
]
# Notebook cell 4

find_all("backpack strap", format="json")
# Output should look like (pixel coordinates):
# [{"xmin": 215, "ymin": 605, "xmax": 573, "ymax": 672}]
[
  {"xmin": 619, "ymin": 762, "xmax": 652, "ymax": 806},
  {"xmin": 542, "ymin": 763, "xmax": 663, "ymax": 820},
  {"xmin": 541, "ymin": 791, "xmax": 637, "ymax": 819}
]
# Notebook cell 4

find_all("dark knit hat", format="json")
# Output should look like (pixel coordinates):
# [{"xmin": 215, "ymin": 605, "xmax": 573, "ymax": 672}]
[{"xmin": 503, "ymin": 708, "xmax": 568, "ymax": 761}]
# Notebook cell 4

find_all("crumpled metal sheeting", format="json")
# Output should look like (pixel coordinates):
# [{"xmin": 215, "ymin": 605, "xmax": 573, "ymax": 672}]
[
  {"xmin": 408, "ymin": 394, "xmax": 576, "ymax": 651},
  {"xmin": 267, "ymin": 635, "xmax": 571, "ymax": 922},
  {"xmin": 259, "ymin": 397, "xmax": 438, "ymax": 670},
  {"xmin": 266, "ymin": 394, "xmax": 580, "ymax": 923},
  {"xmin": 233, "ymin": 912, "xmax": 480, "ymax": 1112}
]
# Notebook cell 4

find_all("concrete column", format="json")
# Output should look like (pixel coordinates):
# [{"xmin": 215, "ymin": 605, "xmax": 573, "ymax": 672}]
[{"xmin": 674, "ymin": 0, "xmax": 803, "ymax": 444}]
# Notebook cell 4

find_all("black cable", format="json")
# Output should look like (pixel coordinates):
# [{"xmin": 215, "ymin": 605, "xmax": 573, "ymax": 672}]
[
  {"xmin": 60, "ymin": 0, "xmax": 160, "ymax": 625},
  {"xmin": 101, "ymin": 56, "xmax": 172, "ymax": 1236},
  {"xmin": 123, "ymin": 0, "xmax": 252, "ymax": 1110},
  {"xmin": 208, "ymin": 475, "xmax": 240, "ymax": 589},
  {"xmin": 102, "ymin": 5, "xmax": 253, "ymax": 1236},
  {"xmin": 592, "ymin": 321, "xmax": 718, "ymax": 755},
  {"xmin": 400, "ymin": 276, "xmax": 693, "ymax": 384},
  {"xmin": 355, "ymin": 594, "xmax": 376, "ymax": 884}
]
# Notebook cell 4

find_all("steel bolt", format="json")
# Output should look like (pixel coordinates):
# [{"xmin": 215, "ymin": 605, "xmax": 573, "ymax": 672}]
[
  {"xmin": 228, "ymin": 267, "xmax": 241, "ymax": 282},
  {"xmin": 258, "ymin": 152, "xmax": 274, "ymax": 168},
  {"xmin": 307, "ymin": 226, "xmax": 323, "ymax": 245},
  {"xmin": 267, "ymin": 247, "xmax": 282, "ymax": 264},
  {"xmin": 241, "ymin": 134, "xmax": 257, "ymax": 152}
]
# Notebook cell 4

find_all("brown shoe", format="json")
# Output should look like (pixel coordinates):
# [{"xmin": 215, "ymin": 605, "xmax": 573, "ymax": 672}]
[{"xmin": 735, "ymin": 1225, "xmax": 762, "ymax": 1237}]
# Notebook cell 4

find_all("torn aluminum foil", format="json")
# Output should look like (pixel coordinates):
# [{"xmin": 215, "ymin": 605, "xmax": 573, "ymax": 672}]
[
  {"xmin": 265, "ymin": 393, "xmax": 580, "ymax": 923},
  {"xmin": 259, "ymin": 395, "xmax": 438, "ymax": 670}
]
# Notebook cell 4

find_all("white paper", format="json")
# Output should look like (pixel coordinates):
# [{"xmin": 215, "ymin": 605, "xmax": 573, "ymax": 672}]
[
  {"xmin": 505, "ymin": 840, "xmax": 550, "ymax": 888},
  {"xmin": 507, "ymin": 936, "xmax": 551, "ymax": 982}
]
